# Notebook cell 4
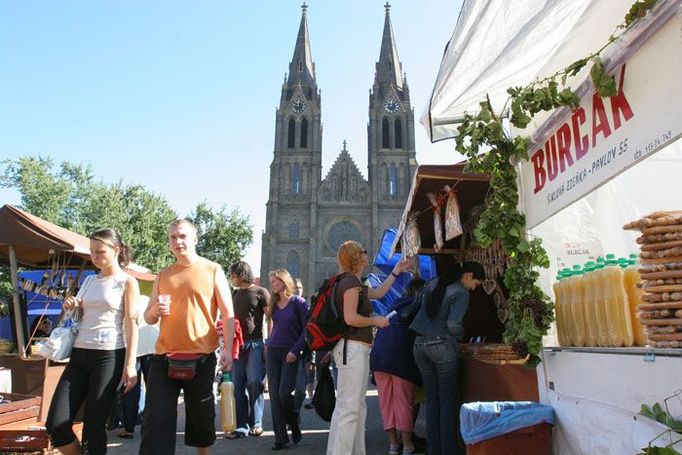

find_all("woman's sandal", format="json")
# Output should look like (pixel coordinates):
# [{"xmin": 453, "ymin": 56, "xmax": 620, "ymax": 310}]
[
  {"xmin": 226, "ymin": 431, "xmax": 247, "ymax": 439},
  {"xmin": 249, "ymin": 427, "xmax": 264, "ymax": 437}
]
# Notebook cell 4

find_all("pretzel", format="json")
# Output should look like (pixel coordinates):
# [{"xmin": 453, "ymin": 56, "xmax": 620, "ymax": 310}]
[
  {"xmin": 637, "ymin": 231, "xmax": 682, "ymax": 244},
  {"xmin": 647, "ymin": 333, "xmax": 682, "ymax": 341},
  {"xmin": 639, "ymin": 318, "xmax": 682, "ymax": 325},
  {"xmin": 641, "ymin": 240, "xmax": 682, "ymax": 251},
  {"xmin": 641, "ymin": 225, "xmax": 682, "ymax": 235},
  {"xmin": 641, "ymin": 256, "xmax": 682, "ymax": 265},
  {"xmin": 640, "ymin": 247, "xmax": 682, "ymax": 259},
  {"xmin": 648, "ymin": 340, "xmax": 682, "ymax": 348},
  {"xmin": 638, "ymin": 301, "xmax": 682, "ymax": 311}
]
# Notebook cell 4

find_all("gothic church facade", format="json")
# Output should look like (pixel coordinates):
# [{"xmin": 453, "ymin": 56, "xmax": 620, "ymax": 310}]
[{"xmin": 260, "ymin": 5, "xmax": 417, "ymax": 289}]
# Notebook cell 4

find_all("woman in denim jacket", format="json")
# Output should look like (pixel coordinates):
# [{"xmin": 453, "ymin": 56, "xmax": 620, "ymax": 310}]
[{"xmin": 409, "ymin": 261, "xmax": 485, "ymax": 455}]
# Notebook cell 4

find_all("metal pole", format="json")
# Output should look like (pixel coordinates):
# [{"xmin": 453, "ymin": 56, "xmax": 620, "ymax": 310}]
[{"xmin": 8, "ymin": 245, "xmax": 27, "ymax": 359}]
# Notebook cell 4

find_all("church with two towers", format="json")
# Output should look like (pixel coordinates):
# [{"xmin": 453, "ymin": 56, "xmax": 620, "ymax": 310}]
[{"xmin": 260, "ymin": 4, "xmax": 417, "ymax": 289}]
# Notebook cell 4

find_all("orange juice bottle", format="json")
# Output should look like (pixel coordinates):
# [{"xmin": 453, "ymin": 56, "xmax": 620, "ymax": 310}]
[
  {"xmin": 553, "ymin": 272, "xmax": 566, "ymax": 346},
  {"xmin": 569, "ymin": 265, "xmax": 587, "ymax": 346},
  {"xmin": 592, "ymin": 261, "xmax": 610, "ymax": 347},
  {"xmin": 581, "ymin": 262, "xmax": 598, "ymax": 346},
  {"xmin": 622, "ymin": 255, "xmax": 647, "ymax": 346},
  {"xmin": 602, "ymin": 254, "xmax": 633, "ymax": 347},
  {"xmin": 220, "ymin": 372, "xmax": 237, "ymax": 433},
  {"xmin": 560, "ymin": 268, "xmax": 575, "ymax": 346}
]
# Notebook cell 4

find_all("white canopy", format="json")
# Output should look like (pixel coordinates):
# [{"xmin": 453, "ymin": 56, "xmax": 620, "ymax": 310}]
[{"xmin": 423, "ymin": 0, "xmax": 638, "ymax": 142}]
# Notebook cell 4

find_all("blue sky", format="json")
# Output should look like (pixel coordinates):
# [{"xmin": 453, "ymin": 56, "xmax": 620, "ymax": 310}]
[{"xmin": 0, "ymin": 0, "xmax": 463, "ymax": 273}]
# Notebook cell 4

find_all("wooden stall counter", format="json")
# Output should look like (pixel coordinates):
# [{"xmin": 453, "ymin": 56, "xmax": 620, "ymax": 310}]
[{"xmin": 458, "ymin": 343, "xmax": 539, "ymax": 403}]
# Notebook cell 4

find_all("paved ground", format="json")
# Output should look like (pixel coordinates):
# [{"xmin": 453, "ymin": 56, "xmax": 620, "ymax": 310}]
[{"xmin": 107, "ymin": 385, "xmax": 426, "ymax": 454}]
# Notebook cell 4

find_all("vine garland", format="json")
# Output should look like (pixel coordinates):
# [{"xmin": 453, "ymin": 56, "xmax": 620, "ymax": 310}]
[{"xmin": 453, "ymin": 0, "xmax": 659, "ymax": 366}]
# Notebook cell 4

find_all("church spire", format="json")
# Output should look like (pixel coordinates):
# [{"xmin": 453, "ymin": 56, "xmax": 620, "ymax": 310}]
[
  {"xmin": 375, "ymin": 2, "xmax": 403, "ymax": 89},
  {"xmin": 287, "ymin": 3, "xmax": 316, "ymax": 87}
]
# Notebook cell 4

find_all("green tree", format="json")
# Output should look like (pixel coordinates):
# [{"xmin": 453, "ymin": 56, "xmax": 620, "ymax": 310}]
[
  {"xmin": 189, "ymin": 201, "xmax": 253, "ymax": 272},
  {"xmin": 1, "ymin": 156, "xmax": 177, "ymax": 271}
]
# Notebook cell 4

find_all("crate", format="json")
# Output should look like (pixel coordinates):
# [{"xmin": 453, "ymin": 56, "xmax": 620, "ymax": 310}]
[
  {"xmin": 467, "ymin": 423, "xmax": 553, "ymax": 455},
  {"xmin": 0, "ymin": 394, "xmax": 41, "ymax": 427}
]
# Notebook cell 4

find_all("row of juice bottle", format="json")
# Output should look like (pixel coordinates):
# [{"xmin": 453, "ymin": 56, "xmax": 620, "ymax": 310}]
[{"xmin": 553, "ymin": 253, "xmax": 648, "ymax": 347}]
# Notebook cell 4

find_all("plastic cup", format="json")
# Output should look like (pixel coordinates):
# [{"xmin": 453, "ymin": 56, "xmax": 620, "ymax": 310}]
[{"xmin": 158, "ymin": 294, "xmax": 171, "ymax": 315}]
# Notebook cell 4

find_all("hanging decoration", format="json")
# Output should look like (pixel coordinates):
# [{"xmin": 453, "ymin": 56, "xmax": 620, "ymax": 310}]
[
  {"xmin": 445, "ymin": 189, "xmax": 463, "ymax": 240},
  {"xmin": 403, "ymin": 214, "xmax": 421, "ymax": 257}
]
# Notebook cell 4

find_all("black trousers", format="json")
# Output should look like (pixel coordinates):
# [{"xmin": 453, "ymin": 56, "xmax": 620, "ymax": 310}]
[
  {"xmin": 46, "ymin": 347, "xmax": 125, "ymax": 455},
  {"xmin": 266, "ymin": 347, "xmax": 300, "ymax": 445},
  {"xmin": 139, "ymin": 353, "xmax": 217, "ymax": 455}
]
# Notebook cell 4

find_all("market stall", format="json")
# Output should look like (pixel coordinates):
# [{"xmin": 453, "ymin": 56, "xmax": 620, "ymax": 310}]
[
  {"xmin": 392, "ymin": 164, "xmax": 537, "ymax": 401},
  {"xmin": 421, "ymin": 0, "xmax": 682, "ymax": 452},
  {"xmin": 0, "ymin": 203, "xmax": 155, "ymax": 450}
]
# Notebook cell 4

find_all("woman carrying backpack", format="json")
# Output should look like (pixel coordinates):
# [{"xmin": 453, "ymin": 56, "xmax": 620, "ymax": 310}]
[
  {"xmin": 409, "ymin": 260, "xmax": 485, "ymax": 455},
  {"xmin": 266, "ymin": 269, "xmax": 308, "ymax": 450},
  {"xmin": 326, "ymin": 241, "xmax": 408, "ymax": 455}
]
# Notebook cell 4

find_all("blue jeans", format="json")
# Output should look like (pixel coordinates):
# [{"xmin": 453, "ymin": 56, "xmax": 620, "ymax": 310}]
[
  {"xmin": 413, "ymin": 336, "xmax": 459, "ymax": 455},
  {"xmin": 121, "ymin": 354, "xmax": 152, "ymax": 433},
  {"xmin": 266, "ymin": 347, "xmax": 300, "ymax": 444},
  {"xmin": 233, "ymin": 339, "xmax": 266, "ymax": 433}
]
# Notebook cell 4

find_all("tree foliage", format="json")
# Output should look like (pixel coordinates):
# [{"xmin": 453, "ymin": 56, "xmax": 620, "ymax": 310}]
[
  {"xmin": 1, "ymin": 156, "xmax": 254, "ymax": 275},
  {"xmin": 189, "ymin": 201, "xmax": 253, "ymax": 272}
]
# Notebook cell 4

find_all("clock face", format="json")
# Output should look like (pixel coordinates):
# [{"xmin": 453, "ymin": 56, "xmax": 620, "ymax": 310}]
[
  {"xmin": 384, "ymin": 99, "xmax": 400, "ymax": 113},
  {"xmin": 292, "ymin": 99, "xmax": 307, "ymax": 113}
]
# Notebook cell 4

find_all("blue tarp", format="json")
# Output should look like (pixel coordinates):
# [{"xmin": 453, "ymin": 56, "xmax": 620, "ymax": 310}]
[
  {"xmin": 460, "ymin": 401, "xmax": 555, "ymax": 445},
  {"xmin": 369, "ymin": 229, "xmax": 437, "ymax": 316}
]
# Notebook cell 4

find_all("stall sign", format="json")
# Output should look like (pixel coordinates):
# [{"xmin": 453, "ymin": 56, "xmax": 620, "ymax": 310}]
[{"xmin": 517, "ymin": 19, "xmax": 682, "ymax": 229}]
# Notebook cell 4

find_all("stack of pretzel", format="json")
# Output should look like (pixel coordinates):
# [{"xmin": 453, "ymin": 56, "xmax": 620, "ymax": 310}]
[{"xmin": 624, "ymin": 210, "xmax": 682, "ymax": 348}]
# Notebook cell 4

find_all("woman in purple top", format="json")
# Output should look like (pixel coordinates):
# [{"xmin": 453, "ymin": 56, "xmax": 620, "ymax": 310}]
[{"xmin": 266, "ymin": 269, "xmax": 308, "ymax": 450}]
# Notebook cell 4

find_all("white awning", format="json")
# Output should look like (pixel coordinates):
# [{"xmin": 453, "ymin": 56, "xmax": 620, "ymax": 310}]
[{"xmin": 422, "ymin": 0, "xmax": 636, "ymax": 142}]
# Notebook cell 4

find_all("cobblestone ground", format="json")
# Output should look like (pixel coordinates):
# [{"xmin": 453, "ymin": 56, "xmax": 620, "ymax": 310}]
[{"xmin": 107, "ymin": 385, "xmax": 427, "ymax": 455}]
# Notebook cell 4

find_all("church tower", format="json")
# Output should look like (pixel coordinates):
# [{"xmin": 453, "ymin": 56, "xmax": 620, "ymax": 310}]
[
  {"xmin": 260, "ymin": 3, "xmax": 322, "ymax": 283},
  {"xmin": 367, "ymin": 3, "xmax": 417, "ymax": 244}
]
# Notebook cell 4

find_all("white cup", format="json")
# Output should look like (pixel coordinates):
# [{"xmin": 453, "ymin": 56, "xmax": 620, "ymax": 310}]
[{"xmin": 158, "ymin": 294, "xmax": 171, "ymax": 316}]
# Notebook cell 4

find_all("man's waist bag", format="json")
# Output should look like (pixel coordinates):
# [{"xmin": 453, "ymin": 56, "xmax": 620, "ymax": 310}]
[
  {"xmin": 305, "ymin": 273, "xmax": 352, "ymax": 352},
  {"xmin": 167, "ymin": 353, "xmax": 206, "ymax": 381}
]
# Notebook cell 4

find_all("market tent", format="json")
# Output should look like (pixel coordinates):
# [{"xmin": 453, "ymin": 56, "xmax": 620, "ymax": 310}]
[
  {"xmin": 422, "ymin": 0, "xmax": 676, "ymax": 142},
  {"xmin": 422, "ymin": 1, "xmax": 682, "ymax": 453},
  {"xmin": 392, "ymin": 163, "xmax": 489, "ymax": 255},
  {"xmin": 0, "ymin": 204, "xmax": 156, "ymax": 281}
]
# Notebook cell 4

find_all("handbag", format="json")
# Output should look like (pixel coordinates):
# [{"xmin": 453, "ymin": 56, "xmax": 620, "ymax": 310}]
[
  {"xmin": 312, "ymin": 364, "xmax": 336, "ymax": 422},
  {"xmin": 37, "ymin": 275, "xmax": 92, "ymax": 362},
  {"xmin": 167, "ymin": 353, "xmax": 205, "ymax": 381},
  {"xmin": 38, "ymin": 309, "xmax": 80, "ymax": 362}
]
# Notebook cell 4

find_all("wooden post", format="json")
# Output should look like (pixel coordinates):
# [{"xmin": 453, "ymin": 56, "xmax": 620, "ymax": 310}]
[{"xmin": 8, "ymin": 245, "xmax": 27, "ymax": 359}]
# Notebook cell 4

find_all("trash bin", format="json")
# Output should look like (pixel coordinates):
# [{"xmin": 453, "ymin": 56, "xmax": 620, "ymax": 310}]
[{"xmin": 460, "ymin": 401, "xmax": 554, "ymax": 455}]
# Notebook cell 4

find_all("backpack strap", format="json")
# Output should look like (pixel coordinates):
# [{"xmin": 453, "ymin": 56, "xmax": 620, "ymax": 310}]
[{"xmin": 342, "ymin": 337, "xmax": 348, "ymax": 365}]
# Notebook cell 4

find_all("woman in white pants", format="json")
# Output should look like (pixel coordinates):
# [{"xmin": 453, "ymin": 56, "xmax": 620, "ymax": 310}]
[{"xmin": 326, "ymin": 241, "xmax": 408, "ymax": 455}]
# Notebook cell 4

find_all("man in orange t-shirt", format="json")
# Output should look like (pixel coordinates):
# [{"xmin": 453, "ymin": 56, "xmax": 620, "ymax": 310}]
[{"xmin": 140, "ymin": 219, "xmax": 235, "ymax": 455}]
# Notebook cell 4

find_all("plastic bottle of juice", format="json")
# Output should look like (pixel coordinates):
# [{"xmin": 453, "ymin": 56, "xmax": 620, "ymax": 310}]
[
  {"xmin": 553, "ymin": 272, "xmax": 566, "ymax": 346},
  {"xmin": 622, "ymin": 255, "xmax": 647, "ymax": 346},
  {"xmin": 569, "ymin": 265, "xmax": 587, "ymax": 346},
  {"xmin": 560, "ymin": 268, "xmax": 575, "ymax": 346},
  {"xmin": 220, "ymin": 372, "xmax": 237, "ymax": 433},
  {"xmin": 602, "ymin": 254, "xmax": 633, "ymax": 347},
  {"xmin": 582, "ymin": 261, "xmax": 598, "ymax": 346},
  {"xmin": 592, "ymin": 261, "xmax": 610, "ymax": 347}
]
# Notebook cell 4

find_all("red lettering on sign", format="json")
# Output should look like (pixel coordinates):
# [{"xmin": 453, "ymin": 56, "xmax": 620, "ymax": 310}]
[
  {"xmin": 592, "ymin": 93, "xmax": 612, "ymax": 147},
  {"xmin": 556, "ymin": 123, "xmax": 574, "ymax": 172},
  {"xmin": 610, "ymin": 64, "xmax": 634, "ymax": 130},
  {"xmin": 572, "ymin": 108, "xmax": 589, "ymax": 160},
  {"xmin": 545, "ymin": 135, "xmax": 559, "ymax": 182},
  {"xmin": 532, "ymin": 149, "xmax": 546, "ymax": 194}
]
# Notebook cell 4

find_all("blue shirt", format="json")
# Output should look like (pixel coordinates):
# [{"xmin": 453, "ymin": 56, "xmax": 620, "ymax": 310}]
[
  {"xmin": 409, "ymin": 279, "xmax": 470, "ymax": 340},
  {"xmin": 268, "ymin": 295, "xmax": 308, "ymax": 355}
]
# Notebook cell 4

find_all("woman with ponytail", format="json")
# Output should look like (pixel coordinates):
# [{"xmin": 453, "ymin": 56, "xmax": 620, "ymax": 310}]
[
  {"xmin": 409, "ymin": 259, "xmax": 485, "ymax": 455},
  {"xmin": 46, "ymin": 228, "xmax": 140, "ymax": 455}
]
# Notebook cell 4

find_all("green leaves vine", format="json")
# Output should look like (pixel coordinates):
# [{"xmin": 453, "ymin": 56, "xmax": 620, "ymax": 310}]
[{"xmin": 453, "ymin": 0, "xmax": 658, "ymax": 366}]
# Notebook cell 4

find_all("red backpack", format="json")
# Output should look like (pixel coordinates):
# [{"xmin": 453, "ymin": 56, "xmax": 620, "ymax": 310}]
[{"xmin": 305, "ymin": 273, "xmax": 352, "ymax": 353}]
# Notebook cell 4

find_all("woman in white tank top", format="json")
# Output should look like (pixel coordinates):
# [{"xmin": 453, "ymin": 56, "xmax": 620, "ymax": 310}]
[{"xmin": 46, "ymin": 228, "xmax": 140, "ymax": 455}]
